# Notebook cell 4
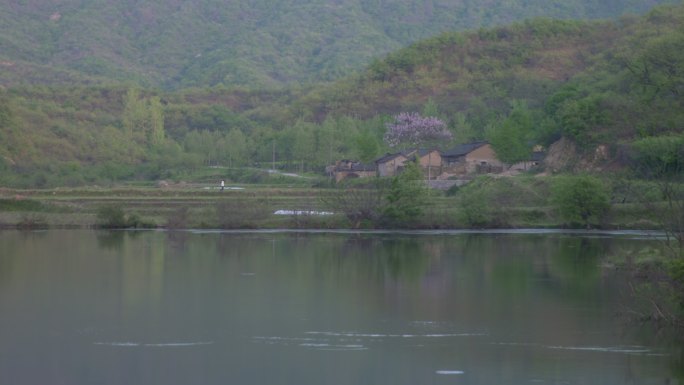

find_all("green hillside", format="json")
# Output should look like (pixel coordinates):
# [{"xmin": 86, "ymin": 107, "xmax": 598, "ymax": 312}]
[
  {"xmin": 1, "ymin": 4, "xmax": 683, "ymax": 187},
  {"xmin": 0, "ymin": 0, "xmax": 676, "ymax": 88}
]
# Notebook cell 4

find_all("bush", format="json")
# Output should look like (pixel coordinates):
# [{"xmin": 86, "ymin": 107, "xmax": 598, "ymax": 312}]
[
  {"xmin": 550, "ymin": 174, "xmax": 610, "ymax": 228},
  {"xmin": 456, "ymin": 177, "xmax": 507, "ymax": 227},
  {"xmin": 96, "ymin": 205, "xmax": 155, "ymax": 228},
  {"xmin": 381, "ymin": 161, "xmax": 427, "ymax": 227},
  {"xmin": 321, "ymin": 180, "xmax": 385, "ymax": 228},
  {"xmin": 630, "ymin": 134, "xmax": 684, "ymax": 178},
  {"xmin": 16, "ymin": 214, "xmax": 48, "ymax": 229}
]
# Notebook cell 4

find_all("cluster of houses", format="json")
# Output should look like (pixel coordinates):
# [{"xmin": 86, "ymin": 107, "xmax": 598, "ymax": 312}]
[{"xmin": 328, "ymin": 141, "xmax": 544, "ymax": 182}]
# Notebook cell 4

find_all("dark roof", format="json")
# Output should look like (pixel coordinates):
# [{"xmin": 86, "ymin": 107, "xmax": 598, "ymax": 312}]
[
  {"xmin": 416, "ymin": 148, "xmax": 440, "ymax": 157},
  {"xmin": 441, "ymin": 141, "xmax": 488, "ymax": 158},
  {"xmin": 333, "ymin": 160, "xmax": 376, "ymax": 172},
  {"xmin": 349, "ymin": 163, "xmax": 376, "ymax": 172},
  {"xmin": 375, "ymin": 152, "xmax": 407, "ymax": 164},
  {"xmin": 376, "ymin": 148, "xmax": 434, "ymax": 164}
]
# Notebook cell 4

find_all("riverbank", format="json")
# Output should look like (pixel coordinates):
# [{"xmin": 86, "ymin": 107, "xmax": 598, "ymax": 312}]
[
  {"xmin": 0, "ymin": 180, "xmax": 665, "ymax": 230},
  {"xmin": 2, "ymin": 193, "xmax": 681, "ymax": 332}
]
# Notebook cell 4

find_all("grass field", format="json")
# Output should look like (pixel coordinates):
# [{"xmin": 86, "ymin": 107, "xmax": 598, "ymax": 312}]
[
  {"xmin": 0, "ymin": 183, "xmax": 342, "ymax": 229},
  {"xmin": 0, "ymin": 175, "xmax": 669, "ymax": 230}
]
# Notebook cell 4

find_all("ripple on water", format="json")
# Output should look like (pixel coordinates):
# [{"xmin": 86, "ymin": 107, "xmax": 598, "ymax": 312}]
[
  {"xmin": 305, "ymin": 331, "xmax": 487, "ymax": 338},
  {"xmin": 252, "ymin": 336, "xmax": 367, "ymax": 351},
  {"xmin": 93, "ymin": 341, "xmax": 214, "ymax": 348}
]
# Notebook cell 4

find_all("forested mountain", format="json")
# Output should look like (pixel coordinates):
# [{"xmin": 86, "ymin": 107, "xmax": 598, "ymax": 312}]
[
  {"xmin": 0, "ymin": 4, "xmax": 683, "ymax": 187},
  {"xmin": 0, "ymin": 0, "xmax": 676, "ymax": 88}
]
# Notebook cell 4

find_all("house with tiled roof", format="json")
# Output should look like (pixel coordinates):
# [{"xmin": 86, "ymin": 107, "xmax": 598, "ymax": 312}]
[
  {"xmin": 327, "ymin": 160, "xmax": 377, "ymax": 182},
  {"xmin": 441, "ymin": 141, "xmax": 504, "ymax": 176},
  {"xmin": 375, "ymin": 151, "xmax": 413, "ymax": 177},
  {"xmin": 374, "ymin": 148, "xmax": 442, "ymax": 178}
]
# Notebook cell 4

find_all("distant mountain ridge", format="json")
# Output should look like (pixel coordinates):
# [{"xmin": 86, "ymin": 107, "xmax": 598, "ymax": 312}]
[
  {"xmin": 0, "ymin": 0, "xmax": 676, "ymax": 89},
  {"xmin": 1, "ymin": 3, "xmax": 683, "ymax": 187}
]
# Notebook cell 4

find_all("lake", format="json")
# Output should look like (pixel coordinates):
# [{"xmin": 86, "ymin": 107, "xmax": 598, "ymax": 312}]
[{"xmin": 0, "ymin": 230, "xmax": 680, "ymax": 385}]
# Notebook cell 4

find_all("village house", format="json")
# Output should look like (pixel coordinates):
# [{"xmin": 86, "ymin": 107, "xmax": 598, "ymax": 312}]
[
  {"xmin": 375, "ymin": 151, "xmax": 411, "ymax": 177},
  {"xmin": 327, "ymin": 159, "xmax": 376, "ymax": 182},
  {"xmin": 328, "ymin": 141, "xmax": 530, "ymax": 183},
  {"xmin": 440, "ymin": 141, "xmax": 504, "ymax": 176},
  {"xmin": 375, "ymin": 148, "xmax": 442, "ymax": 178},
  {"xmin": 412, "ymin": 149, "xmax": 442, "ymax": 179}
]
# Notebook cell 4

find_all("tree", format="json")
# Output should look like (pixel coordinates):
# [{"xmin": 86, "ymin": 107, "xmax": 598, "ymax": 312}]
[
  {"xmin": 184, "ymin": 130, "xmax": 223, "ymax": 166},
  {"xmin": 421, "ymin": 98, "xmax": 441, "ymax": 119},
  {"xmin": 319, "ymin": 116, "xmax": 338, "ymax": 166},
  {"xmin": 487, "ymin": 101, "xmax": 534, "ymax": 165},
  {"xmin": 122, "ymin": 88, "xmax": 165, "ymax": 147},
  {"xmin": 0, "ymin": 92, "xmax": 15, "ymax": 130},
  {"xmin": 626, "ymin": 31, "xmax": 684, "ymax": 102},
  {"xmin": 550, "ymin": 175, "xmax": 610, "ymax": 228},
  {"xmin": 354, "ymin": 129, "xmax": 380, "ymax": 163},
  {"xmin": 384, "ymin": 112, "xmax": 452, "ymax": 149},
  {"xmin": 288, "ymin": 121, "xmax": 316, "ymax": 173},
  {"xmin": 0, "ymin": 92, "xmax": 17, "ymax": 161},
  {"xmin": 225, "ymin": 129, "xmax": 248, "ymax": 167},
  {"xmin": 384, "ymin": 112, "xmax": 452, "ymax": 180},
  {"xmin": 382, "ymin": 160, "xmax": 427, "ymax": 227},
  {"xmin": 122, "ymin": 88, "xmax": 147, "ymax": 139},
  {"xmin": 148, "ymin": 96, "xmax": 165, "ymax": 146},
  {"xmin": 457, "ymin": 176, "xmax": 496, "ymax": 227},
  {"xmin": 557, "ymin": 95, "xmax": 606, "ymax": 148},
  {"xmin": 450, "ymin": 112, "xmax": 477, "ymax": 145},
  {"xmin": 630, "ymin": 135, "xmax": 684, "ymax": 258}
]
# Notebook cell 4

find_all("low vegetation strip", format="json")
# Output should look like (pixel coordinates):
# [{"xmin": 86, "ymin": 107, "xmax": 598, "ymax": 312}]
[{"xmin": 0, "ymin": 174, "xmax": 678, "ymax": 231}]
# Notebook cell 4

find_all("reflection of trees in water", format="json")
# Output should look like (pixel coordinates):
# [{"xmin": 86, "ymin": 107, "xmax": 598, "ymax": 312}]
[
  {"xmin": 454, "ymin": 235, "xmax": 608, "ymax": 303},
  {"xmin": 547, "ymin": 237, "xmax": 605, "ymax": 297},
  {"xmin": 0, "ymin": 231, "xmax": 51, "ymax": 288},
  {"xmin": 340, "ymin": 235, "xmax": 434, "ymax": 283},
  {"xmin": 166, "ymin": 231, "xmax": 189, "ymax": 252},
  {"xmin": 0, "ymin": 232, "xmax": 23, "ymax": 289},
  {"xmin": 335, "ymin": 234, "xmax": 608, "ymax": 291},
  {"xmin": 96, "ymin": 230, "xmax": 145, "ymax": 251},
  {"xmin": 382, "ymin": 238, "xmax": 432, "ymax": 282}
]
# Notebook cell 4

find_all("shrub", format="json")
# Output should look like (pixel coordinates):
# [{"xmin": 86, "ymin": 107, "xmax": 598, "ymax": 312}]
[
  {"xmin": 96, "ymin": 205, "xmax": 128, "ymax": 228},
  {"xmin": 321, "ymin": 180, "xmax": 385, "ymax": 228},
  {"xmin": 16, "ymin": 214, "xmax": 48, "ymax": 229},
  {"xmin": 381, "ymin": 161, "xmax": 427, "ymax": 227},
  {"xmin": 96, "ymin": 205, "xmax": 155, "ymax": 228},
  {"xmin": 458, "ymin": 187, "xmax": 493, "ymax": 227},
  {"xmin": 456, "ymin": 177, "xmax": 504, "ymax": 227},
  {"xmin": 550, "ymin": 174, "xmax": 610, "ymax": 228}
]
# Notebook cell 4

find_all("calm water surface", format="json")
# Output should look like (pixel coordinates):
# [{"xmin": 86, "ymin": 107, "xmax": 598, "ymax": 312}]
[{"xmin": 0, "ymin": 230, "xmax": 681, "ymax": 385}]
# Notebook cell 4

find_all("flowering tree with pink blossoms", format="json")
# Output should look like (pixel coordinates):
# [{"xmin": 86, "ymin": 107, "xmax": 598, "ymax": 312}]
[
  {"xmin": 384, "ymin": 112, "xmax": 452, "ymax": 180},
  {"xmin": 383, "ymin": 112, "xmax": 452, "ymax": 148}
]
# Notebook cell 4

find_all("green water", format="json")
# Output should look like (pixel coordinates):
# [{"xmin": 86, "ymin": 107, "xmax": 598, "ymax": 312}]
[{"xmin": 0, "ymin": 230, "xmax": 680, "ymax": 384}]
